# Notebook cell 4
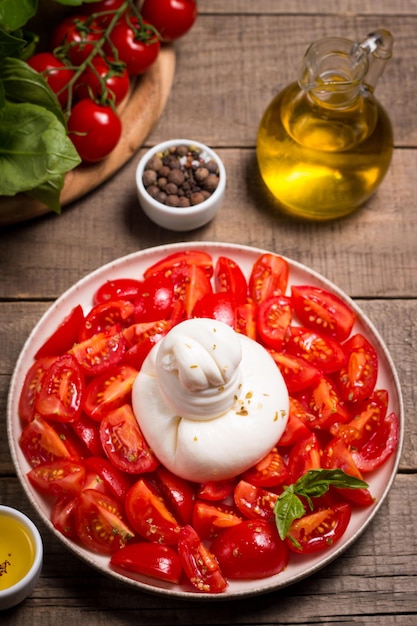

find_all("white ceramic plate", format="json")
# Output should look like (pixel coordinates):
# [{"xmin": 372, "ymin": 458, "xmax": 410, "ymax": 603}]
[{"xmin": 7, "ymin": 242, "xmax": 404, "ymax": 600}]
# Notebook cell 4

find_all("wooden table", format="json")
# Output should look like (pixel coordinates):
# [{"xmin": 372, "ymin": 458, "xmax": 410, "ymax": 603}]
[{"xmin": 1, "ymin": 1, "xmax": 416, "ymax": 623}]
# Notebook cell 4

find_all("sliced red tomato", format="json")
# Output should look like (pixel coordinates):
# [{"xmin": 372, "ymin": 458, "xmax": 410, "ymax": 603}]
[
  {"xmin": 74, "ymin": 489, "xmax": 134, "ymax": 555},
  {"xmin": 233, "ymin": 480, "xmax": 278, "ymax": 522},
  {"xmin": 35, "ymin": 354, "xmax": 85, "ymax": 423},
  {"xmin": 79, "ymin": 299, "xmax": 135, "ymax": 341},
  {"xmin": 70, "ymin": 327, "xmax": 126, "ymax": 376},
  {"xmin": 197, "ymin": 478, "xmax": 236, "ymax": 502},
  {"xmin": 133, "ymin": 272, "xmax": 176, "ymax": 323},
  {"xmin": 286, "ymin": 326, "xmax": 346, "ymax": 373},
  {"xmin": 277, "ymin": 400, "xmax": 312, "ymax": 446},
  {"xmin": 210, "ymin": 519, "xmax": 288, "ymax": 580},
  {"xmin": 20, "ymin": 416, "xmax": 79, "ymax": 467},
  {"xmin": 18, "ymin": 356, "xmax": 56, "ymax": 422},
  {"xmin": 70, "ymin": 412, "xmax": 104, "ymax": 457},
  {"xmin": 84, "ymin": 456, "xmax": 133, "ymax": 502},
  {"xmin": 110, "ymin": 542, "xmax": 182, "ymax": 584},
  {"xmin": 337, "ymin": 333, "xmax": 378, "ymax": 403},
  {"xmin": 170, "ymin": 264, "xmax": 213, "ymax": 318},
  {"xmin": 143, "ymin": 250, "xmax": 213, "ymax": 279},
  {"xmin": 248, "ymin": 253, "xmax": 289, "ymax": 304},
  {"xmin": 241, "ymin": 448, "xmax": 289, "ymax": 488},
  {"xmin": 51, "ymin": 496, "xmax": 78, "ymax": 539},
  {"xmin": 83, "ymin": 364, "xmax": 138, "ymax": 422},
  {"xmin": 178, "ymin": 525, "xmax": 227, "ymax": 593},
  {"xmin": 257, "ymin": 295, "xmax": 292, "ymax": 350},
  {"xmin": 125, "ymin": 478, "xmax": 181, "ymax": 544},
  {"xmin": 304, "ymin": 376, "xmax": 350, "ymax": 430},
  {"xmin": 234, "ymin": 301, "xmax": 257, "ymax": 339},
  {"xmin": 214, "ymin": 256, "xmax": 248, "ymax": 305},
  {"xmin": 287, "ymin": 433, "xmax": 322, "ymax": 482},
  {"xmin": 192, "ymin": 292, "xmax": 235, "ymax": 326},
  {"xmin": 94, "ymin": 278, "xmax": 143, "ymax": 304},
  {"xmin": 27, "ymin": 460, "xmax": 86, "ymax": 498},
  {"xmin": 191, "ymin": 501, "xmax": 242, "ymax": 540},
  {"xmin": 269, "ymin": 350, "xmax": 321, "ymax": 393},
  {"xmin": 291, "ymin": 285, "xmax": 356, "ymax": 342},
  {"xmin": 286, "ymin": 503, "xmax": 351, "ymax": 554},
  {"xmin": 99, "ymin": 404, "xmax": 159, "ymax": 474},
  {"xmin": 153, "ymin": 466, "xmax": 196, "ymax": 526},
  {"xmin": 322, "ymin": 437, "xmax": 374, "ymax": 506},
  {"xmin": 34, "ymin": 305, "xmax": 84, "ymax": 359}
]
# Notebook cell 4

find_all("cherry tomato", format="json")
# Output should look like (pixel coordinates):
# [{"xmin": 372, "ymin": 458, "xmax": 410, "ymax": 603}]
[
  {"xmin": 50, "ymin": 15, "xmax": 103, "ymax": 65},
  {"xmin": 197, "ymin": 478, "xmax": 236, "ymax": 502},
  {"xmin": 210, "ymin": 519, "xmax": 288, "ymax": 580},
  {"xmin": 277, "ymin": 401, "xmax": 312, "ymax": 446},
  {"xmin": 99, "ymin": 404, "xmax": 159, "ymax": 474},
  {"xmin": 75, "ymin": 56, "xmax": 130, "ymax": 105},
  {"xmin": 83, "ymin": 363, "xmax": 138, "ymax": 422},
  {"xmin": 35, "ymin": 354, "xmax": 85, "ymax": 423},
  {"xmin": 18, "ymin": 356, "xmax": 56, "ymax": 422},
  {"xmin": 304, "ymin": 375, "xmax": 350, "ymax": 430},
  {"xmin": 82, "ymin": 0, "xmax": 126, "ymax": 26},
  {"xmin": 191, "ymin": 501, "xmax": 242, "ymax": 540},
  {"xmin": 68, "ymin": 99, "xmax": 122, "ymax": 163},
  {"xmin": 125, "ymin": 478, "xmax": 181, "ymax": 544},
  {"xmin": 248, "ymin": 253, "xmax": 289, "ymax": 304},
  {"xmin": 51, "ymin": 496, "xmax": 78, "ymax": 538},
  {"xmin": 27, "ymin": 460, "xmax": 86, "ymax": 498},
  {"xmin": 233, "ymin": 480, "xmax": 278, "ymax": 522},
  {"xmin": 141, "ymin": 0, "xmax": 198, "ymax": 42},
  {"xmin": 241, "ymin": 448, "xmax": 289, "ymax": 488},
  {"xmin": 214, "ymin": 256, "xmax": 248, "ymax": 305},
  {"xmin": 79, "ymin": 299, "xmax": 135, "ymax": 341},
  {"xmin": 337, "ymin": 333, "xmax": 378, "ymax": 403},
  {"xmin": 143, "ymin": 250, "xmax": 213, "ymax": 279},
  {"xmin": 286, "ymin": 326, "xmax": 346, "ymax": 374},
  {"xmin": 70, "ymin": 412, "xmax": 104, "ymax": 457},
  {"xmin": 287, "ymin": 433, "xmax": 322, "ymax": 482},
  {"xmin": 286, "ymin": 503, "xmax": 351, "ymax": 554},
  {"xmin": 19, "ymin": 416, "xmax": 82, "ymax": 467},
  {"xmin": 110, "ymin": 542, "xmax": 182, "ymax": 583},
  {"xmin": 75, "ymin": 489, "xmax": 134, "ymax": 554},
  {"xmin": 269, "ymin": 351, "xmax": 321, "ymax": 393},
  {"xmin": 153, "ymin": 466, "xmax": 196, "ymax": 525},
  {"xmin": 105, "ymin": 17, "xmax": 160, "ymax": 75},
  {"xmin": 133, "ymin": 272, "xmax": 176, "ymax": 322},
  {"xmin": 27, "ymin": 52, "xmax": 74, "ymax": 107},
  {"xmin": 70, "ymin": 327, "xmax": 126, "ymax": 376},
  {"xmin": 256, "ymin": 294, "xmax": 292, "ymax": 350},
  {"xmin": 169, "ymin": 264, "xmax": 213, "ymax": 318},
  {"xmin": 322, "ymin": 437, "xmax": 374, "ymax": 506},
  {"xmin": 94, "ymin": 278, "xmax": 143, "ymax": 304},
  {"xmin": 192, "ymin": 292, "xmax": 235, "ymax": 326},
  {"xmin": 84, "ymin": 456, "xmax": 133, "ymax": 502},
  {"xmin": 178, "ymin": 525, "xmax": 227, "ymax": 593},
  {"xmin": 291, "ymin": 285, "xmax": 356, "ymax": 342},
  {"xmin": 34, "ymin": 305, "xmax": 84, "ymax": 360}
]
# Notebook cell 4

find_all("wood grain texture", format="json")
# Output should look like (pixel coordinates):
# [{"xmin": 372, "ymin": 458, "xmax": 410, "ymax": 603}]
[{"xmin": 0, "ymin": 1, "xmax": 416, "ymax": 623}]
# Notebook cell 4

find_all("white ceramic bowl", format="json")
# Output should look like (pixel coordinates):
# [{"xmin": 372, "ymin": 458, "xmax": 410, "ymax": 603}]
[
  {"xmin": 0, "ymin": 506, "xmax": 43, "ymax": 610},
  {"xmin": 135, "ymin": 139, "xmax": 226, "ymax": 231}
]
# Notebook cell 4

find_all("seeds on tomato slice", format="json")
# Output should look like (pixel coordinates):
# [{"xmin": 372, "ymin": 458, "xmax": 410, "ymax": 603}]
[
  {"xmin": 35, "ymin": 354, "xmax": 85, "ymax": 422},
  {"xmin": 83, "ymin": 363, "xmax": 138, "ymax": 422}
]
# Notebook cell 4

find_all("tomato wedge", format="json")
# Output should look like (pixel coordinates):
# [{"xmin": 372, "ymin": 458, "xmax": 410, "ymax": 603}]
[
  {"xmin": 269, "ymin": 350, "xmax": 321, "ymax": 393},
  {"xmin": 192, "ymin": 292, "xmax": 235, "ymax": 326},
  {"xmin": 94, "ymin": 278, "xmax": 143, "ymax": 304},
  {"xmin": 75, "ymin": 489, "xmax": 134, "ymax": 555},
  {"xmin": 234, "ymin": 301, "xmax": 257, "ymax": 339},
  {"xmin": 170, "ymin": 264, "xmax": 213, "ymax": 317},
  {"xmin": 18, "ymin": 356, "xmax": 56, "ymax": 422},
  {"xmin": 83, "ymin": 364, "xmax": 138, "ymax": 422},
  {"xmin": 249, "ymin": 253, "xmax": 289, "ymax": 304},
  {"xmin": 233, "ymin": 480, "xmax": 278, "ymax": 522},
  {"xmin": 143, "ymin": 250, "xmax": 213, "ymax": 279},
  {"xmin": 257, "ymin": 295, "xmax": 292, "ymax": 350},
  {"xmin": 153, "ymin": 466, "xmax": 196, "ymax": 525},
  {"xmin": 287, "ymin": 433, "xmax": 322, "ymax": 482},
  {"xmin": 305, "ymin": 376, "xmax": 350, "ymax": 430},
  {"xmin": 322, "ymin": 437, "xmax": 374, "ymax": 506},
  {"xmin": 286, "ymin": 503, "xmax": 351, "ymax": 554},
  {"xmin": 99, "ymin": 404, "xmax": 159, "ymax": 474},
  {"xmin": 35, "ymin": 354, "xmax": 85, "ymax": 423},
  {"xmin": 337, "ymin": 333, "xmax": 378, "ymax": 403},
  {"xmin": 79, "ymin": 299, "xmax": 135, "ymax": 341},
  {"xmin": 84, "ymin": 456, "xmax": 133, "ymax": 502},
  {"xmin": 191, "ymin": 501, "xmax": 242, "ymax": 540},
  {"xmin": 178, "ymin": 525, "xmax": 227, "ymax": 593},
  {"xmin": 51, "ymin": 496, "xmax": 78, "ymax": 539},
  {"xmin": 34, "ymin": 304, "xmax": 84, "ymax": 359},
  {"xmin": 277, "ymin": 400, "xmax": 312, "ymax": 446},
  {"xmin": 110, "ymin": 542, "xmax": 182, "ymax": 584},
  {"xmin": 27, "ymin": 460, "xmax": 86, "ymax": 498},
  {"xmin": 286, "ymin": 326, "xmax": 346, "ymax": 373},
  {"xmin": 20, "ymin": 416, "xmax": 82, "ymax": 467},
  {"xmin": 125, "ymin": 478, "xmax": 181, "ymax": 544},
  {"xmin": 214, "ymin": 256, "xmax": 248, "ymax": 305},
  {"xmin": 197, "ymin": 478, "xmax": 236, "ymax": 502},
  {"xmin": 71, "ymin": 327, "xmax": 126, "ymax": 376},
  {"xmin": 241, "ymin": 447, "xmax": 289, "ymax": 488},
  {"xmin": 291, "ymin": 285, "xmax": 356, "ymax": 342}
]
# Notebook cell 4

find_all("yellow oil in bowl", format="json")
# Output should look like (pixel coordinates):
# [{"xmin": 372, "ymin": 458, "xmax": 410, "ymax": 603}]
[{"xmin": 0, "ymin": 513, "xmax": 36, "ymax": 591}]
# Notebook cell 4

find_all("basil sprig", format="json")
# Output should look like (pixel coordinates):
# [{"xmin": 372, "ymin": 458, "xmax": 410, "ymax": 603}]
[{"xmin": 274, "ymin": 469, "xmax": 369, "ymax": 540}]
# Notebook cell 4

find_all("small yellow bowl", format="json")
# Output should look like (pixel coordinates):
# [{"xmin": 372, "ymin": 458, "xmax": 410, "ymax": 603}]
[
  {"xmin": 136, "ymin": 139, "xmax": 226, "ymax": 231},
  {"xmin": 0, "ymin": 506, "xmax": 43, "ymax": 610}
]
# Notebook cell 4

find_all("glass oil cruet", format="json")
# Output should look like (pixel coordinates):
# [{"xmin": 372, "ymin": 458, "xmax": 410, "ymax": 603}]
[{"xmin": 256, "ymin": 30, "xmax": 394, "ymax": 220}]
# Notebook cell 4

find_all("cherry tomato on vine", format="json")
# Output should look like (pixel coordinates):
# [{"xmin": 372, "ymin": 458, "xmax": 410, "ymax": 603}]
[
  {"xmin": 75, "ymin": 56, "xmax": 130, "ymax": 105},
  {"xmin": 105, "ymin": 17, "xmax": 160, "ymax": 75},
  {"xmin": 68, "ymin": 99, "xmax": 122, "ymax": 163},
  {"xmin": 27, "ymin": 52, "xmax": 74, "ymax": 107},
  {"xmin": 82, "ymin": 0, "xmax": 126, "ymax": 27},
  {"xmin": 50, "ymin": 15, "xmax": 103, "ymax": 65},
  {"xmin": 141, "ymin": 0, "xmax": 198, "ymax": 42}
]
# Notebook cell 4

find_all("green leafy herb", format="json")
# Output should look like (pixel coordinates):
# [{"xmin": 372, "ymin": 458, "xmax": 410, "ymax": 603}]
[{"xmin": 274, "ymin": 469, "xmax": 368, "ymax": 540}]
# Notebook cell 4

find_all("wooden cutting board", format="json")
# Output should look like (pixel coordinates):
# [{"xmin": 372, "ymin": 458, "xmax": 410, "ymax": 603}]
[{"xmin": 0, "ymin": 45, "xmax": 176, "ymax": 226}]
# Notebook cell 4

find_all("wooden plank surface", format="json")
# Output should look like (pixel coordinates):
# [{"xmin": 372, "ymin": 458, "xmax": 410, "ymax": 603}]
[{"xmin": 1, "ymin": 1, "xmax": 416, "ymax": 623}]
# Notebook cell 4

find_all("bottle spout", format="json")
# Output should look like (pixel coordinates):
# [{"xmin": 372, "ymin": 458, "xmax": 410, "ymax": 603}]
[{"xmin": 357, "ymin": 29, "xmax": 393, "ymax": 92}]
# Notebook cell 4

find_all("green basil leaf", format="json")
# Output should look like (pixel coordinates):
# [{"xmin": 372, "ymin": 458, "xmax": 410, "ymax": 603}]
[
  {"xmin": 0, "ymin": 28, "xmax": 27, "ymax": 59},
  {"xmin": 0, "ymin": 0, "xmax": 37, "ymax": 32},
  {"xmin": 27, "ymin": 173, "xmax": 64, "ymax": 214},
  {"xmin": 0, "ymin": 100, "xmax": 80, "ymax": 198},
  {"xmin": 274, "ymin": 489, "xmax": 306, "ymax": 541},
  {"xmin": 0, "ymin": 57, "xmax": 66, "ymax": 126}
]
